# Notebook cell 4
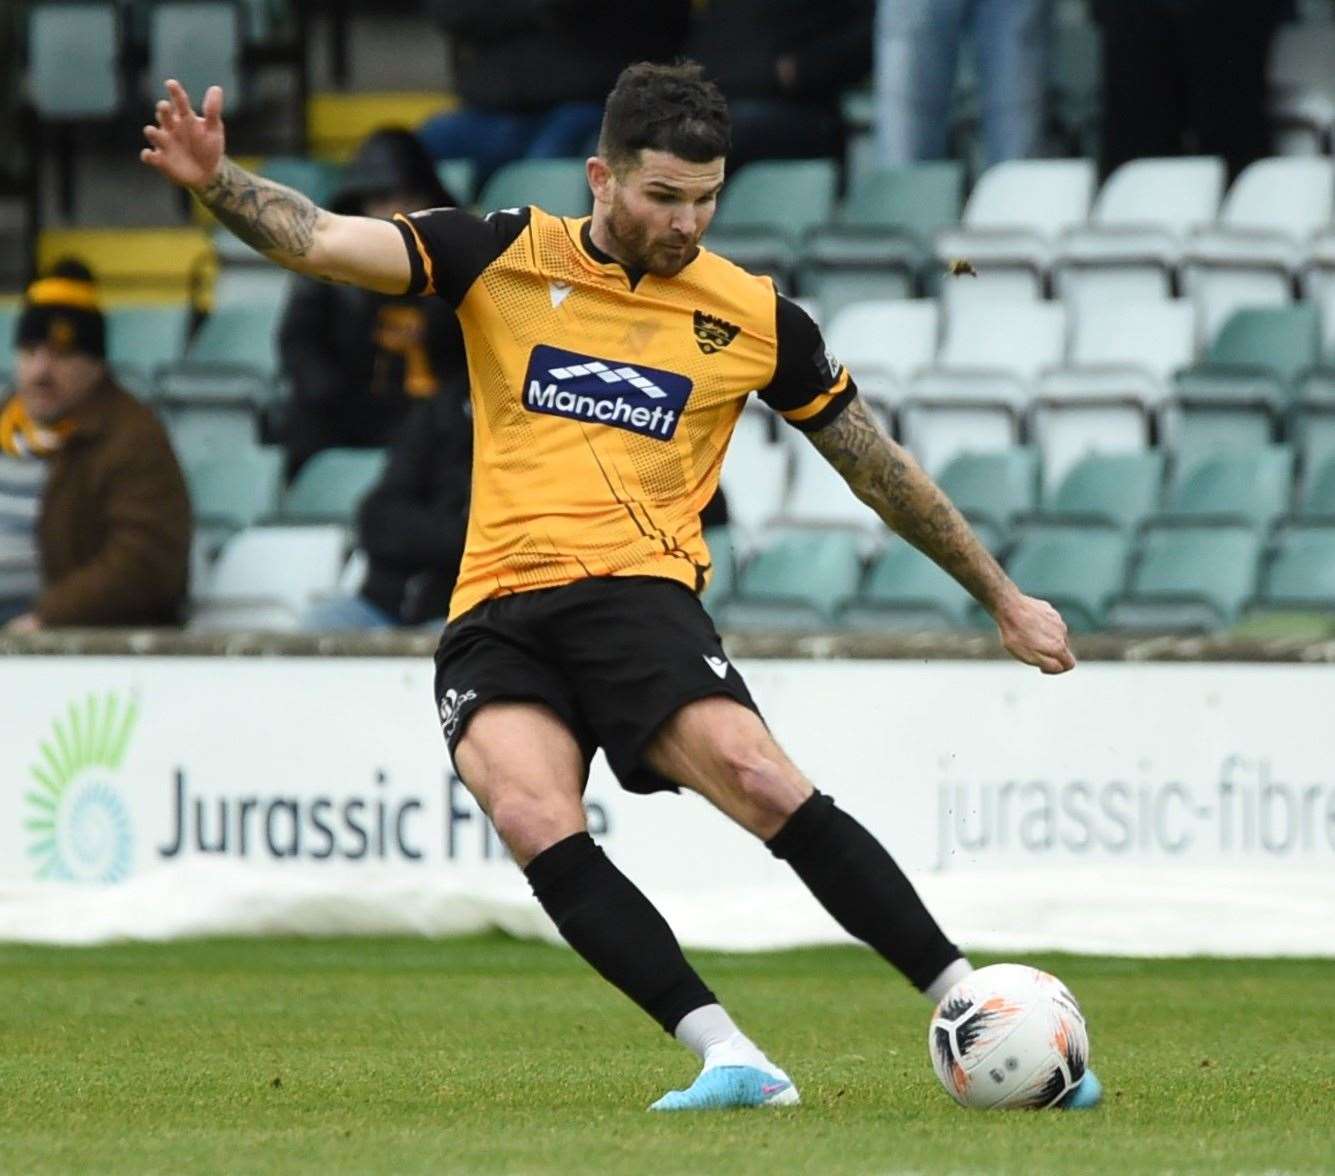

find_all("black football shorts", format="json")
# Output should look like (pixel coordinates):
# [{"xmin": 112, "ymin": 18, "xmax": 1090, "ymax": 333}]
[{"xmin": 433, "ymin": 575, "xmax": 761, "ymax": 794}]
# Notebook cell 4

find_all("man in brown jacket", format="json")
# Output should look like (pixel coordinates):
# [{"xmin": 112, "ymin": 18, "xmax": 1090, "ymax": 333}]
[{"xmin": 0, "ymin": 261, "xmax": 191, "ymax": 630}]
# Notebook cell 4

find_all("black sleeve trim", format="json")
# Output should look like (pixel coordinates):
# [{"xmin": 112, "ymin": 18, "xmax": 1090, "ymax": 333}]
[
  {"xmin": 393, "ymin": 206, "xmax": 532, "ymax": 307},
  {"xmin": 395, "ymin": 217, "xmax": 428, "ymax": 296},
  {"xmin": 786, "ymin": 386, "xmax": 857, "ymax": 433},
  {"xmin": 757, "ymin": 293, "xmax": 846, "ymax": 414}
]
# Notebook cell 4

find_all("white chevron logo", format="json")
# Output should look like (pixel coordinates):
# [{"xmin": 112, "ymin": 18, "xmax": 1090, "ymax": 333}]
[{"xmin": 548, "ymin": 280, "xmax": 573, "ymax": 309}]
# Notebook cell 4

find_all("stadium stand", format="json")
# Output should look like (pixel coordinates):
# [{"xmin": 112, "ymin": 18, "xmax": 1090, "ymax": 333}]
[
  {"xmin": 838, "ymin": 541, "xmax": 974, "ymax": 631},
  {"xmin": 475, "ymin": 159, "xmax": 592, "ymax": 219},
  {"xmin": 822, "ymin": 299, "xmax": 939, "ymax": 401},
  {"xmin": 715, "ymin": 529, "xmax": 862, "ymax": 631},
  {"xmin": 1254, "ymin": 523, "xmax": 1335, "ymax": 612},
  {"xmin": 984, "ymin": 526, "xmax": 1132, "ymax": 633},
  {"xmin": 278, "ymin": 447, "xmax": 389, "ymax": 525}
]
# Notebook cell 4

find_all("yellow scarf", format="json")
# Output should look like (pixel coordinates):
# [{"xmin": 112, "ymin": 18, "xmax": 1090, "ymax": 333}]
[{"xmin": 0, "ymin": 396, "xmax": 75, "ymax": 459}]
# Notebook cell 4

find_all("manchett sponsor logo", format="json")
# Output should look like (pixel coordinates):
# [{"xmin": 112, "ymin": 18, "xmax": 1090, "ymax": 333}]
[
  {"xmin": 24, "ymin": 692, "xmax": 137, "ymax": 883},
  {"xmin": 522, "ymin": 344, "xmax": 693, "ymax": 440}
]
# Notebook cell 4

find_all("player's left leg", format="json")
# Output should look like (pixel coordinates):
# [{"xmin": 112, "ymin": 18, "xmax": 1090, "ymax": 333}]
[
  {"xmin": 645, "ymin": 696, "xmax": 972, "ymax": 1001},
  {"xmin": 645, "ymin": 697, "xmax": 1103, "ymax": 1109}
]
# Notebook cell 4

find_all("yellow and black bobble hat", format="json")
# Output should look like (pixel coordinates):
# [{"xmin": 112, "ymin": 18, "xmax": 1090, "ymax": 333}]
[{"xmin": 15, "ymin": 258, "xmax": 106, "ymax": 359}]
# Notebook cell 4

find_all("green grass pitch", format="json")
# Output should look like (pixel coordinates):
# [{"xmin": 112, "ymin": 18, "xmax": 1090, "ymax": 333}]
[{"xmin": 1, "ymin": 935, "xmax": 1331, "ymax": 1174}]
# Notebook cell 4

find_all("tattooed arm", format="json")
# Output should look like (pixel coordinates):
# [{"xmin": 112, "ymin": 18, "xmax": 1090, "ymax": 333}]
[
  {"xmin": 806, "ymin": 397, "xmax": 1076, "ymax": 673},
  {"xmin": 141, "ymin": 81, "xmax": 409, "ymax": 294}
]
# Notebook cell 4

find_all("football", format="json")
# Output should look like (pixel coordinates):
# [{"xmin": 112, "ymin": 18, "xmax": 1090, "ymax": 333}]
[{"xmin": 928, "ymin": 963, "xmax": 1089, "ymax": 1109}]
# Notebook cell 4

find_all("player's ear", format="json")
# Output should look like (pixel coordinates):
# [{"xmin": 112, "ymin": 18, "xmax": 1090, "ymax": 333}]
[{"xmin": 587, "ymin": 156, "xmax": 615, "ymax": 206}]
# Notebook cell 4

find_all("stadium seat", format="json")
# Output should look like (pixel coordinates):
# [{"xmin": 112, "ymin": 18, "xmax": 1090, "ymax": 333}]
[
  {"xmin": 148, "ymin": 2, "xmax": 244, "ymax": 111},
  {"xmin": 1254, "ymin": 524, "xmax": 1335, "ymax": 610},
  {"xmin": 28, "ymin": 2, "xmax": 121, "ymax": 118},
  {"xmin": 1183, "ymin": 158, "xmax": 1334, "ymax": 342},
  {"xmin": 1054, "ymin": 157, "xmax": 1226, "ymax": 308},
  {"xmin": 798, "ymin": 163, "xmax": 964, "ymax": 315},
  {"xmin": 934, "ymin": 159, "xmax": 1097, "ymax": 306},
  {"xmin": 699, "ymin": 525, "xmax": 737, "ymax": 614},
  {"xmin": 838, "ymin": 540, "xmax": 973, "ymax": 630},
  {"xmin": 0, "ymin": 303, "xmax": 22, "ymax": 382},
  {"xmin": 160, "ymin": 402, "xmax": 261, "ymax": 464},
  {"xmin": 709, "ymin": 160, "xmax": 838, "ymax": 288},
  {"xmin": 997, "ymin": 526, "xmax": 1131, "ymax": 631},
  {"xmin": 279, "ymin": 448, "xmax": 388, "ymax": 524},
  {"xmin": 435, "ymin": 159, "xmax": 477, "ymax": 206},
  {"xmin": 1040, "ymin": 451, "xmax": 1166, "ymax": 533},
  {"xmin": 822, "ymin": 299, "xmax": 939, "ymax": 400},
  {"xmin": 936, "ymin": 448, "xmax": 1040, "ymax": 551},
  {"xmin": 185, "ymin": 445, "xmax": 284, "ymax": 534},
  {"xmin": 778, "ymin": 433, "xmax": 884, "ymax": 531},
  {"xmin": 191, "ymin": 524, "xmax": 349, "ymax": 631},
  {"xmin": 720, "ymin": 403, "xmax": 792, "ymax": 540},
  {"xmin": 106, "ymin": 305, "xmax": 191, "ymax": 389},
  {"xmin": 1297, "ymin": 452, "xmax": 1335, "ymax": 517},
  {"xmin": 475, "ymin": 159, "xmax": 591, "ymax": 218},
  {"xmin": 37, "ymin": 227, "xmax": 214, "ymax": 305},
  {"xmin": 1301, "ymin": 232, "xmax": 1335, "ymax": 353},
  {"xmin": 1158, "ymin": 446, "xmax": 1295, "ymax": 528},
  {"xmin": 308, "ymin": 92, "xmax": 453, "ymax": 161},
  {"xmin": 901, "ymin": 301, "xmax": 1066, "ymax": 476},
  {"xmin": 1164, "ymin": 304, "xmax": 1322, "ymax": 455},
  {"xmin": 1107, "ymin": 522, "xmax": 1264, "ymax": 631},
  {"xmin": 258, "ymin": 157, "xmax": 341, "ymax": 207},
  {"xmin": 157, "ymin": 303, "xmax": 282, "ymax": 409},
  {"xmin": 1268, "ymin": 19, "xmax": 1335, "ymax": 155},
  {"xmin": 1033, "ymin": 297, "xmax": 1195, "ymax": 488},
  {"xmin": 210, "ymin": 265, "xmax": 293, "ymax": 312},
  {"xmin": 715, "ymin": 529, "xmax": 861, "ymax": 630}
]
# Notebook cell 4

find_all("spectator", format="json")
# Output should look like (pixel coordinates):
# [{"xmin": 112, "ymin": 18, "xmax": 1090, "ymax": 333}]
[
  {"xmin": 875, "ymin": 0, "xmax": 1053, "ymax": 168},
  {"xmin": 278, "ymin": 128, "xmax": 465, "ymax": 478},
  {"xmin": 1092, "ymin": 0, "xmax": 1280, "ymax": 182},
  {"xmin": 685, "ymin": 0, "xmax": 873, "ymax": 173},
  {"xmin": 301, "ymin": 375, "xmax": 472, "ymax": 630},
  {"xmin": 0, "ymin": 261, "xmax": 190, "ymax": 630},
  {"xmin": 418, "ymin": 0, "xmax": 689, "ymax": 184}
]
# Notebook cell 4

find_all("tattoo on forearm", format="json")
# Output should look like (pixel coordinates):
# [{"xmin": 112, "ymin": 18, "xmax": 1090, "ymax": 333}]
[
  {"xmin": 199, "ymin": 157, "xmax": 321, "ymax": 262},
  {"xmin": 806, "ymin": 397, "xmax": 1011, "ymax": 610}
]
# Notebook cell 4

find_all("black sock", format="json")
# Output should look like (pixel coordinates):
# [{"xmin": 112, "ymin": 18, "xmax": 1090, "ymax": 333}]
[
  {"xmin": 767, "ymin": 791, "xmax": 962, "ymax": 991},
  {"xmin": 524, "ymin": 832, "xmax": 716, "ymax": 1034}
]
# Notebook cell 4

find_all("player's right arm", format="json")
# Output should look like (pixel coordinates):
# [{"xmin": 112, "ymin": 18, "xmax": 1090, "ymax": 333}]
[{"xmin": 140, "ymin": 81, "xmax": 410, "ymax": 294}]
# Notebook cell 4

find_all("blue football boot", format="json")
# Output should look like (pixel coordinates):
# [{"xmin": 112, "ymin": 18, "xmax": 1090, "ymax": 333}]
[{"xmin": 649, "ymin": 1065, "xmax": 800, "ymax": 1111}]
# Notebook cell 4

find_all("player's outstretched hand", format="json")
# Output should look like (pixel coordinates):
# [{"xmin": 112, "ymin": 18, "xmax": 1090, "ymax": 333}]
[
  {"xmin": 994, "ymin": 592, "xmax": 1076, "ymax": 675},
  {"xmin": 140, "ymin": 79, "xmax": 225, "ymax": 191}
]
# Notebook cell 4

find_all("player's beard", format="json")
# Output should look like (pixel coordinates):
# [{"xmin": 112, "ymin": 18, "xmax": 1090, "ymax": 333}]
[{"xmin": 606, "ymin": 192, "xmax": 698, "ymax": 278}]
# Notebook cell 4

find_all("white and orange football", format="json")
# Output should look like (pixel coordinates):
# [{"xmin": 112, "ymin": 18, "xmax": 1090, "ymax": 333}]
[{"xmin": 928, "ymin": 963, "xmax": 1090, "ymax": 1109}]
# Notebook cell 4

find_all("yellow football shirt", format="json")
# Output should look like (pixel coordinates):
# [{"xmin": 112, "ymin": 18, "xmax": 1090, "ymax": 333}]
[{"xmin": 395, "ymin": 206, "xmax": 854, "ymax": 620}]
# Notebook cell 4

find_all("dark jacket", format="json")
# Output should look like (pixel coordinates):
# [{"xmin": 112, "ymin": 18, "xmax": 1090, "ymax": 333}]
[
  {"xmin": 279, "ymin": 278, "xmax": 466, "ymax": 447},
  {"xmin": 357, "ymin": 375, "xmax": 473, "ymax": 624},
  {"xmin": 26, "ymin": 379, "xmax": 190, "ymax": 625},
  {"xmin": 686, "ymin": 0, "xmax": 873, "ymax": 101},
  {"xmin": 429, "ymin": 0, "xmax": 689, "ymax": 111}
]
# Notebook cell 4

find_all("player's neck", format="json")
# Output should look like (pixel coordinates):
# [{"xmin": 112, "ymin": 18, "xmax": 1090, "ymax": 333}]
[{"xmin": 585, "ymin": 216, "xmax": 633, "ymax": 268}]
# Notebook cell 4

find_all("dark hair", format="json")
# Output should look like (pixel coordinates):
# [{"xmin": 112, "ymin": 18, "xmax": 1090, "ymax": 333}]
[
  {"xmin": 47, "ymin": 256, "xmax": 97, "ymax": 284},
  {"xmin": 598, "ymin": 61, "xmax": 731, "ymax": 171}
]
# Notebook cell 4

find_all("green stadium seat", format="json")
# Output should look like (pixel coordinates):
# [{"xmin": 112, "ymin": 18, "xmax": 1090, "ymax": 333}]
[
  {"xmin": 997, "ymin": 526, "xmax": 1130, "ymax": 632},
  {"xmin": 161, "ymin": 403, "xmax": 261, "ymax": 465},
  {"xmin": 0, "ymin": 304, "xmax": 19, "ymax": 380},
  {"xmin": 259, "ymin": 157, "xmax": 340, "ymax": 206},
  {"xmin": 1041, "ymin": 451, "xmax": 1165, "ymax": 532},
  {"xmin": 185, "ymin": 446, "xmax": 284, "ymax": 531},
  {"xmin": 1158, "ymin": 446, "xmax": 1294, "ymax": 528},
  {"xmin": 798, "ymin": 163, "xmax": 965, "ymax": 315},
  {"xmin": 157, "ymin": 304, "xmax": 282, "ymax": 407},
  {"xmin": 1165, "ymin": 305, "xmax": 1322, "ymax": 454},
  {"xmin": 1298, "ymin": 452, "xmax": 1335, "ymax": 517},
  {"xmin": 937, "ymin": 447, "xmax": 1039, "ymax": 551},
  {"xmin": 699, "ymin": 525, "xmax": 737, "ymax": 615},
  {"xmin": 106, "ymin": 306, "xmax": 191, "ymax": 388},
  {"xmin": 476, "ymin": 159, "xmax": 591, "ymax": 218},
  {"xmin": 29, "ymin": 2, "xmax": 121, "ymax": 119},
  {"xmin": 709, "ymin": 160, "xmax": 838, "ymax": 290},
  {"xmin": 715, "ymin": 529, "xmax": 861, "ymax": 630},
  {"xmin": 1254, "ymin": 524, "xmax": 1335, "ymax": 610},
  {"xmin": 149, "ymin": 2, "xmax": 244, "ymax": 112},
  {"xmin": 435, "ymin": 159, "xmax": 476, "ymax": 206},
  {"xmin": 1107, "ymin": 523, "xmax": 1264, "ymax": 631},
  {"xmin": 838, "ymin": 541, "xmax": 973, "ymax": 630},
  {"xmin": 279, "ymin": 447, "xmax": 388, "ymax": 523}
]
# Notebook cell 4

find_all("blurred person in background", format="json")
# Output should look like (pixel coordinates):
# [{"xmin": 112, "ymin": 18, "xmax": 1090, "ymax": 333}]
[
  {"xmin": 875, "ymin": 0, "xmax": 1053, "ymax": 167},
  {"xmin": 417, "ymin": 0, "xmax": 689, "ymax": 184},
  {"xmin": 0, "ymin": 261, "xmax": 190, "ymax": 631},
  {"xmin": 684, "ymin": 0, "xmax": 873, "ymax": 173},
  {"xmin": 279, "ymin": 129, "xmax": 465, "ymax": 478},
  {"xmin": 1091, "ymin": 0, "xmax": 1281, "ymax": 182},
  {"xmin": 300, "ymin": 377, "xmax": 472, "ymax": 631}
]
